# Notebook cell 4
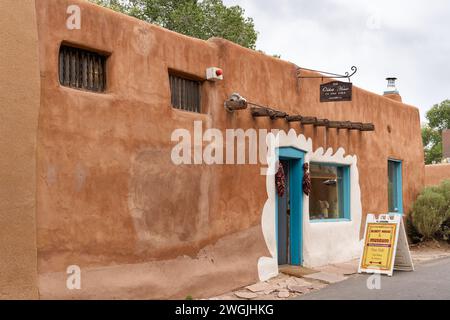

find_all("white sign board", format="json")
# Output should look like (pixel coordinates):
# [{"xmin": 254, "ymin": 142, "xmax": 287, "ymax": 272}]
[{"xmin": 358, "ymin": 213, "xmax": 414, "ymax": 276}]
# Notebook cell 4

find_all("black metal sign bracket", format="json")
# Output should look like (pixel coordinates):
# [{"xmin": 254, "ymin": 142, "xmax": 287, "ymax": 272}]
[{"xmin": 297, "ymin": 65, "xmax": 358, "ymax": 83}]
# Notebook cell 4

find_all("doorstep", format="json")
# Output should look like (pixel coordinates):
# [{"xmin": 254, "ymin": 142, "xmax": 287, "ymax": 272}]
[{"xmin": 279, "ymin": 265, "xmax": 319, "ymax": 277}]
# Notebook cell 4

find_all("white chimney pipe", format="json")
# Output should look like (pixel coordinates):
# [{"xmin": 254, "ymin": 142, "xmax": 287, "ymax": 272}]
[{"xmin": 384, "ymin": 77, "xmax": 399, "ymax": 94}]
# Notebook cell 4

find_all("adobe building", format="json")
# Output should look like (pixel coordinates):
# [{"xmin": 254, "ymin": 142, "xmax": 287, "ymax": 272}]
[
  {"xmin": 443, "ymin": 129, "xmax": 450, "ymax": 160},
  {"xmin": 1, "ymin": 0, "xmax": 427, "ymax": 299}
]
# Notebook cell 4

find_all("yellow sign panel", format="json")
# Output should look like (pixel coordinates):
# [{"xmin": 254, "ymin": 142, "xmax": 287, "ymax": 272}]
[{"xmin": 361, "ymin": 223, "xmax": 397, "ymax": 271}]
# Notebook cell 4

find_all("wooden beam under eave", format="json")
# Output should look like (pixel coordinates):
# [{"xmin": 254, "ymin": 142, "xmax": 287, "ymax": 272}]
[
  {"xmin": 251, "ymin": 107, "xmax": 287, "ymax": 120},
  {"xmin": 349, "ymin": 122, "xmax": 363, "ymax": 130},
  {"xmin": 361, "ymin": 123, "xmax": 375, "ymax": 131},
  {"xmin": 341, "ymin": 121, "xmax": 353, "ymax": 129},
  {"xmin": 327, "ymin": 121, "xmax": 341, "ymax": 129},
  {"xmin": 301, "ymin": 116, "xmax": 318, "ymax": 125},
  {"xmin": 286, "ymin": 115, "xmax": 303, "ymax": 122},
  {"xmin": 250, "ymin": 107, "xmax": 271, "ymax": 117},
  {"xmin": 316, "ymin": 119, "xmax": 329, "ymax": 127},
  {"xmin": 270, "ymin": 111, "xmax": 288, "ymax": 120},
  {"xmin": 225, "ymin": 99, "xmax": 248, "ymax": 112}
]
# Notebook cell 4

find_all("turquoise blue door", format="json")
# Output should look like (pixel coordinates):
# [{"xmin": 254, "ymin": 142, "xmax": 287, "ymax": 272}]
[{"xmin": 276, "ymin": 147, "xmax": 304, "ymax": 266}]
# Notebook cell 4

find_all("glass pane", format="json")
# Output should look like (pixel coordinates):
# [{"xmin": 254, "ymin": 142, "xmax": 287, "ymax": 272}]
[
  {"xmin": 388, "ymin": 161, "xmax": 398, "ymax": 212},
  {"xmin": 309, "ymin": 164, "xmax": 346, "ymax": 220}
]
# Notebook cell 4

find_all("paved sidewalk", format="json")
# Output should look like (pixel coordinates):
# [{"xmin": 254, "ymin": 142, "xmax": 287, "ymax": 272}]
[
  {"xmin": 295, "ymin": 257, "xmax": 450, "ymax": 300},
  {"xmin": 208, "ymin": 244, "xmax": 450, "ymax": 300}
]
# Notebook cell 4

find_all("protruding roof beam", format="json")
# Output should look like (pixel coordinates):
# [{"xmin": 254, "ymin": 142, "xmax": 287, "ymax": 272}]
[
  {"xmin": 300, "ymin": 117, "xmax": 318, "ymax": 125},
  {"xmin": 316, "ymin": 119, "xmax": 329, "ymax": 127},
  {"xmin": 361, "ymin": 123, "xmax": 375, "ymax": 131},
  {"xmin": 251, "ymin": 107, "xmax": 287, "ymax": 120},
  {"xmin": 286, "ymin": 115, "xmax": 302, "ymax": 122}
]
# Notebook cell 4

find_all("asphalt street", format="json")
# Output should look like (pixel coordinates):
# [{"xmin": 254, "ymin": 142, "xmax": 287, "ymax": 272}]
[{"xmin": 295, "ymin": 257, "xmax": 450, "ymax": 300}]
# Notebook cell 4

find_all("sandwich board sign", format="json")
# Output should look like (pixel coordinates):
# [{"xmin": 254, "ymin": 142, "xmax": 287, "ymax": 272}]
[{"xmin": 358, "ymin": 213, "xmax": 414, "ymax": 276}]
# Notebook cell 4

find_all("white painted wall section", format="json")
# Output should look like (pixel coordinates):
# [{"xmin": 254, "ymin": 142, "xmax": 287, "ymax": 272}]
[{"xmin": 258, "ymin": 130, "xmax": 363, "ymax": 281}]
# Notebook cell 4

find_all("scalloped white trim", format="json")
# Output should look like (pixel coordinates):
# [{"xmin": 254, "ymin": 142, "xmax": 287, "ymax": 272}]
[{"xmin": 258, "ymin": 129, "xmax": 363, "ymax": 281}]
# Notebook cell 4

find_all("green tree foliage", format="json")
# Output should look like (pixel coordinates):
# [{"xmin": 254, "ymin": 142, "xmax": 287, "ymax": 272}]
[
  {"xmin": 426, "ymin": 99, "xmax": 450, "ymax": 131},
  {"xmin": 91, "ymin": 0, "xmax": 127, "ymax": 12},
  {"xmin": 90, "ymin": 0, "xmax": 258, "ymax": 49},
  {"xmin": 422, "ymin": 126, "xmax": 443, "ymax": 164},
  {"xmin": 422, "ymin": 99, "xmax": 450, "ymax": 164}
]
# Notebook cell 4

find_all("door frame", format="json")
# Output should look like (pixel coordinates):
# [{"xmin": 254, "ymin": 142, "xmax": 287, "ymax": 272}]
[
  {"xmin": 388, "ymin": 158, "xmax": 403, "ymax": 214},
  {"xmin": 275, "ymin": 147, "xmax": 305, "ymax": 266}
]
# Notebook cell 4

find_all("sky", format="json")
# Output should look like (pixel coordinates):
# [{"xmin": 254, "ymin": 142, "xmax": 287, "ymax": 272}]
[{"xmin": 223, "ymin": 0, "xmax": 450, "ymax": 123}]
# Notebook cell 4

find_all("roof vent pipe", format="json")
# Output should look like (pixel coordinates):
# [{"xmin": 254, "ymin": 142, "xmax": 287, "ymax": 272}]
[
  {"xmin": 385, "ymin": 77, "xmax": 398, "ymax": 94},
  {"xmin": 383, "ymin": 77, "xmax": 402, "ymax": 102}
]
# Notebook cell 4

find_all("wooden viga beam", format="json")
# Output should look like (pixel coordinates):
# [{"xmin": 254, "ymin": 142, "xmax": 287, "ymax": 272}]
[
  {"xmin": 328, "ymin": 121, "xmax": 375, "ymax": 131},
  {"xmin": 300, "ymin": 116, "xmax": 318, "ymax": 125},
  {"xmin": 315, "ymin": 119, "xmax": 329, "ymax": 127},
  {"xmin": 350, "ymin": 122, "xmax": 363, "ymax": 130},
  {"xmin": 224, "ymin": 98, "xmax": 248, "ymax": 112},
  {"xmin": 286, "ymin": 115, "xmax": 318, "ymax": 125},
  {"xmin": 269, "ymin": 112, "xmax": 376, "ymax": 131},
  {"xmin": 286, "ymin": 115, "xmax": 303, "ymax": 122},
  {"xmin": 250, "ymin": 107, "xmax": 287, "ymax": 120},
  {"xmin": 340, "ymin": 121, "xmax": 353, "ymax": 129},
  {"xmin": 361, "ymin": 123, "xmax": 375, "ymax": 131},
  {"xmin": 326, "ymin": 121, "xmax": 342, "ymax": 128}
]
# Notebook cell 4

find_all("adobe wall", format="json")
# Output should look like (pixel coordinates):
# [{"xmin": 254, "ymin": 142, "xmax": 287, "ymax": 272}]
[
  {"xmin": 443, "ymin": 129, "xmax": 450, "ymax": 159},
  {"xmin": 425, "ymin": 164, "xmax": 450, "ymax": 186},
  {"xmin": 34, "ymin": 0, "xmax": 424, "ymax": 299},
  {"xmin": 0, "ymin": 0, "xmax": 40, "ymax": 299}
]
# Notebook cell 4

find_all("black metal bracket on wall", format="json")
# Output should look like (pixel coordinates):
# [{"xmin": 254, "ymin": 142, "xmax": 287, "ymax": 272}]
[{"xmin": 297, "ymin": 65, "xmax": 358, "ymax": 83}]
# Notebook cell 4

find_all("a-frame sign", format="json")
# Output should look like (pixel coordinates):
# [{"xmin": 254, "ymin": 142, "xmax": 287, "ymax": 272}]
[{"xmin": 358, "ymin": 213, "xmax": 414, "ymax": 276}]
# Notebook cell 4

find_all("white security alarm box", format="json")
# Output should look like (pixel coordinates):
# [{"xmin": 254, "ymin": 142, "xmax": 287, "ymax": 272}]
[{"xmin": 206, "ymin": 67, "xmax": 223, "ymax": 81}]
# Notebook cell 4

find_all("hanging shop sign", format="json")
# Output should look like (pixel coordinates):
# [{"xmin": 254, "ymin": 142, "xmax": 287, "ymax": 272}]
[
  {"xmin": 358, "ymin": 214, "xmax": 414, "ymax": 276},
  {"xmin": 320, "ymin": 81, "xmax": 352, "ymax": 103}
]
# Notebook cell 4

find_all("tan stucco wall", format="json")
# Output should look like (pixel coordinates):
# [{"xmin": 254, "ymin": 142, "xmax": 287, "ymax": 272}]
[
  {"xmin": 425, "ymin": 164, "xmax": 450, "ymax": 186},
  {"xmin": 0, "ymin": 0, "xmax": 40, "ymax": 299},
  {"xmin": 33, "ymin": 0, "xmax": 425, "ymax": 299},
  {"xmin": 383, "ymin": 93, "xmax": 402, "ymax": 102},
  {"xmin": 443, "ymin": 129, "xmax": 450, "ymax": 159}
]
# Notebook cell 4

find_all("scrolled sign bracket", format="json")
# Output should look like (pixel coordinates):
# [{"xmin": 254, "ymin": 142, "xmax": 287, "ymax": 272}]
[{"xmin": 297, "ymin": 65, "xmax": 358, "ymax": 83}]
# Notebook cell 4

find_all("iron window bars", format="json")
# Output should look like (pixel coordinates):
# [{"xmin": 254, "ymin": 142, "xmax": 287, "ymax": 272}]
[
  {"xmin": 169, "ymin": 74, "xmax": 201, "ymax": 113},
  {"xmin": 59, "ymin": 45, "xmax": 107, "ymax": 93}
]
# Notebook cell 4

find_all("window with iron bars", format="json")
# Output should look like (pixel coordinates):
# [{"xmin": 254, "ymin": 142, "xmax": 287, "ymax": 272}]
[
  {"xmin": 169, "ymin": 74, "xmax": 202, "ymax": 113},
  {"xmin": 59, "ymin": 45, "xmax": 107, "ymax": 93}
]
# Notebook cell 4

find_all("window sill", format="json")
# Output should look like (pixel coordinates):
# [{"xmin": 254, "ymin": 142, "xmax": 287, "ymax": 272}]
[
  {"xmin": 310, "ymin": 218, "xmax": 351, "ymax": 223},
  {"xmin": 59, "ymin": 85, "xmax": 113, "ymax": 97},
  {"xmin": 171, "ymin": 107, "xmax": 210, "ymax": 117}
]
